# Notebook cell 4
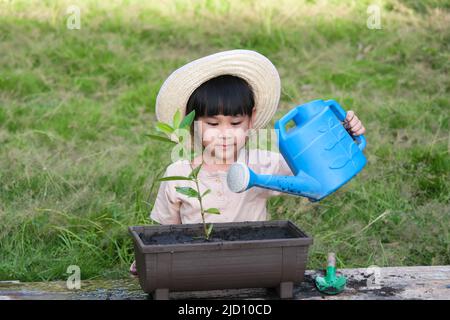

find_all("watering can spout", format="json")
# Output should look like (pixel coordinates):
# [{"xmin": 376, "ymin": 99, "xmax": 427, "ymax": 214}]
[{"xmin": 227, "ymin": 162, "xmax": 324, "ymax": 201}]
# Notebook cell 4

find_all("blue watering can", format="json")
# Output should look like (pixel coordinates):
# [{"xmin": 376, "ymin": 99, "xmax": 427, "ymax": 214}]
[{"xmin": 227, "ymin": 99, "xmax": 367, "ymax": 202}]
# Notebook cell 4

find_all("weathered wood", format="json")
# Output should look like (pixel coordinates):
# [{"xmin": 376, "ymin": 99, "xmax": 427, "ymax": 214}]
[{"xmin": 1, "ymin": 266, "xmax": 449, "ymax": 300}]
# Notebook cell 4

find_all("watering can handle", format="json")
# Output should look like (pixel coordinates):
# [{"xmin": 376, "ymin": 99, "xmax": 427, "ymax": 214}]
[
  {"xmin": 325, "ymin": 99, "xmax": 366, "ymax": 151},
  {"xmin": 276, "ymin": 106, "xmax": 299, "ymax": 141}
]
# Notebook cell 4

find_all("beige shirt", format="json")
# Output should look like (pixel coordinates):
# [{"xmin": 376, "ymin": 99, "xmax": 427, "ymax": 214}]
[{"xmin": 150, "ymin": 148, "xmax": 295, "ymax": 224}]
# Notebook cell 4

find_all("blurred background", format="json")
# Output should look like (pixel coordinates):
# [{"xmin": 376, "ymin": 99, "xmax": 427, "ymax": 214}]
[{"xmin": 0, "ymin": 0, "xmax": 449, "ymax": 281}]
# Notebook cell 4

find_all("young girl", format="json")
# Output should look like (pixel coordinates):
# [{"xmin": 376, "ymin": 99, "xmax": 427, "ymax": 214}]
[{"xmin": 130, "ymin": 50, "xmax": 365, "ymax": 275}]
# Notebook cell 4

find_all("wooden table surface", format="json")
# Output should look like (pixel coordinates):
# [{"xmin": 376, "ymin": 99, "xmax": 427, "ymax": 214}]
[{"xmin": 1, "ymin": 266, "xmax": 449, "ymax": 300}]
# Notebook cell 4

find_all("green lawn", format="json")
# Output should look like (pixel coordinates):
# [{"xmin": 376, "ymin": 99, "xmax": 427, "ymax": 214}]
[{"xmin": 0, "ymin": 0, "xmax": 449, "ymax": 281}]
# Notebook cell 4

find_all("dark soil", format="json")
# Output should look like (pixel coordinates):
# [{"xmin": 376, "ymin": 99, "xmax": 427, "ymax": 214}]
[
  {"xmin": 345, "ymin": 273, "xmax": 405, "ymax": 297},
  {"xmin": 140, "ymin": 225, "xmax": 302, "ymax": 245}
]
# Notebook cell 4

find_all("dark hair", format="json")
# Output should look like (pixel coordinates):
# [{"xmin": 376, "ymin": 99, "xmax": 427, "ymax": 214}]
[{"xmin": 186, "ymin": 75, "xmax": 255, "ymax": 121}]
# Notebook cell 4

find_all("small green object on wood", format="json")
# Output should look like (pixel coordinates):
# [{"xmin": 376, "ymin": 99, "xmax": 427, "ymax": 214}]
[{"xmin": 315, "ymin": 252, "xmax": 346, "ymax": 295}]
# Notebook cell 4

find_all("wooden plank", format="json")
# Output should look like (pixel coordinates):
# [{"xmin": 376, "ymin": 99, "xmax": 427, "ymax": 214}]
[
  {"xmin": 0, "ymin": 266, "xmax": 449, "ymax": 300},
  {"xmin": 299, "ymin": 266, "xmax": 450, "ymax": 300}
]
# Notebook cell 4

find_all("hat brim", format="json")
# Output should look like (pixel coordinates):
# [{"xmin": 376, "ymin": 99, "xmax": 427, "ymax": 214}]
[{"xmin": 155, "ymin": 49, "xmax": 281, "ymax": 130}]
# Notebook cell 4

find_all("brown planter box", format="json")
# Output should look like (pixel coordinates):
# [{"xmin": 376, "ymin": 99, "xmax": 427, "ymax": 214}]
[{"xmin": 129, "ymin": 220, "xmax": 313, "ymax": 299}]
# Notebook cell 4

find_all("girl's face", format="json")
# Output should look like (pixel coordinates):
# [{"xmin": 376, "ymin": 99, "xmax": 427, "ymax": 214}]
[{"xmin": 197, "ymin": 108, "xmax": 256, "ymax": 164}]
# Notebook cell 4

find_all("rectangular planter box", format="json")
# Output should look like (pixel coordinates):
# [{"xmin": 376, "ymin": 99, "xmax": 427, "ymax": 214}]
[{"xmin": 129, "ymin": 220, "xmax": 313, "ymax": 299}]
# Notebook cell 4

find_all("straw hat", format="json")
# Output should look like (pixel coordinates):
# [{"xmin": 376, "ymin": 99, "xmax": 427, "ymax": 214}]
[{"xmin": 155, "ymin": 49, "xmax": 281, "ymax": 129}]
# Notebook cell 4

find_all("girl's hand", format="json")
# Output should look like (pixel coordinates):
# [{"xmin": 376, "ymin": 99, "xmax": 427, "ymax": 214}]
[
  {"xmin": 343, "ymin": 110, "xmax": 366, "ymax": 136},
  {"xmin": 130, "ymin": 260, "xmax": 138, "ymax": 276}
]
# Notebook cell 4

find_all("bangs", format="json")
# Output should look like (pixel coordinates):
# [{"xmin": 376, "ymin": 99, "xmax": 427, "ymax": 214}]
[{"xmin": 186, "ymin": 75, "xmax": 255, "ymax": 119}]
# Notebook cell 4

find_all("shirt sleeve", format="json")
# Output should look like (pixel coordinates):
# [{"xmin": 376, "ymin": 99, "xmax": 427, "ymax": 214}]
[{"xmin": 149, "ymin": 167, "xmax": 182, "ymax": 225}]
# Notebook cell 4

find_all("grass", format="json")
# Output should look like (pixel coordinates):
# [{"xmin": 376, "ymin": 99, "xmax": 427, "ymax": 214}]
[{"xmin": 0, "ymin": 0, "xmax": 449, "ymax": 281}]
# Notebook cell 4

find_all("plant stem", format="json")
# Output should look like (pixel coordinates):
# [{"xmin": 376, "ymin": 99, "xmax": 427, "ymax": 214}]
[{"xmin": 188, "ymin": 161, "xmax": 209, "ymax": 240}]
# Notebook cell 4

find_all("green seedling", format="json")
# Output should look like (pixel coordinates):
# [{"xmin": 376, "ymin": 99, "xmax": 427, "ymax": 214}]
[
  {"xmin": 146, "ymin": 109, "xmax": 220, "ymax": 240},
  {"xmin": 315, "ymin": 252, "xmax": 346, "ymax": 295}
]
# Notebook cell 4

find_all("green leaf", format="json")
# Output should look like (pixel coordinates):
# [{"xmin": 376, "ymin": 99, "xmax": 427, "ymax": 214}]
[
  {"xmin": 201, "ymin": 189, "xmax": 211, "ymax": 197},
  {"xmin": 176, "ymin": 146, "xmax": 192, "ymax": 160},
  {"xmin": 206, "ymin": 223, "xmax": 214, "ymax": 238},
  {"xmin": 188, "ymin": 163, "xmax": 202, "ymax": 179},
  {"xmin": 205, "ymin": 208, "xmax": 220, "ymax": 214},
  {"xmin": 173, "ymin": 110, "xmax": 181, "ymax": 129},
  {"xmin": 175, "ymin": 186, "xmax": 199, "ymax": 198},
  {"xmin": 156, "ymin": 122, "xmax": 174, "ymax": 135},
  {"xmin": 145, "ymin": 134, "xmax": 177, "ymax": 145},
  {"xmin": 158, "ymin": 176, "xmax": 193, "ymax": 182},
  {"xmin": 179, "ymin": 110, "xmax": 195, "ymax": 129}
]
